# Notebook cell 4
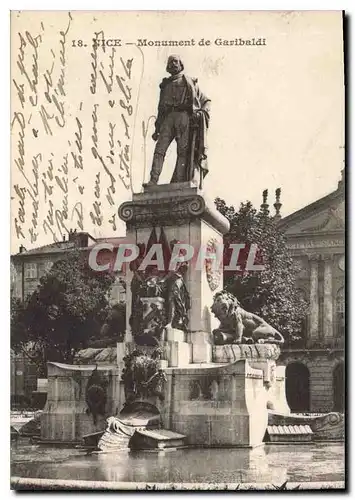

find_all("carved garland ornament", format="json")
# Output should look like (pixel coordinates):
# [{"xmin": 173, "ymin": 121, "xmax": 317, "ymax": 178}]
[{"xmin": 205, "ymin": 237, "xmax": 222, "ymax": 291}]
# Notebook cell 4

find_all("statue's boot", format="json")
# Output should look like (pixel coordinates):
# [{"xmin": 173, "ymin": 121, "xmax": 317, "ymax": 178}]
[
  {"xmin": 171, "ymin": 151, "xmax": 189, "ymax": 183},
  {"xmin": 144, "ymin": 153, "xmax": 164, "ymax": 186}
]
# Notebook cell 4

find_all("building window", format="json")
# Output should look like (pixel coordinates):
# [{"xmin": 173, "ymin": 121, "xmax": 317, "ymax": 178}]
[
  {"xmin": 38, "ymin": 261, "xmax": 53, "ymax": 278},
  {"xmin": 24, "ymin": 262, "xmax": 37, "ymax": 279},
  {"xmin": 336, "ymin": 287, "xmax": 345, "ymax": 338}
]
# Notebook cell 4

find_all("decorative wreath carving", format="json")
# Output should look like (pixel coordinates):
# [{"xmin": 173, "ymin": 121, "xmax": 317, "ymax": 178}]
[{"xmin": 205, "ymin": 237, "xmax": 222, "ymax": 291}]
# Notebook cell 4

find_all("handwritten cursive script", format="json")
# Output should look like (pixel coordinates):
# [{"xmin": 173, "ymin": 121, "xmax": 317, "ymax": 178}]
[{"xmin": 11, "ymin": 12, "xmax": 140, "ymax": 252}]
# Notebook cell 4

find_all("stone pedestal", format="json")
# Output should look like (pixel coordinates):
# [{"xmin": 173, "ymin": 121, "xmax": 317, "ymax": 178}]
[
  {"xmin": 158, "ymin": 359, "xmax": 269, "ymax": 448},
  {"xmin": 267, "ymin": 365, "xmax": 291, "ymax": 415},
  {"xmin": 154, "ymin": 344, "xmax": 290, "ymax": 447},
  {"xmin": 118, "ymin": 182, "xmax": 230, "ymax": 363},
  {"xmin": 190, "ymin": 331, "xmax": 212, "ymax": 363},
  {"xmin": 212, "ymin": 343, "xmax": 290, "ymax": 416},
  {"xmin": 40, "ymin": 362, "xmax": 123, "ymax": 443}
]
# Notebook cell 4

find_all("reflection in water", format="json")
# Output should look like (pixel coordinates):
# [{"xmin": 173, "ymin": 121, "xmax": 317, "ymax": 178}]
[
  {"xmin": 97, "ymin": 447, "xmax": 278, "ymax": 484},
  {"xmin": 11, "ymin": 439, "xmax": 344, "ymax": 484}
]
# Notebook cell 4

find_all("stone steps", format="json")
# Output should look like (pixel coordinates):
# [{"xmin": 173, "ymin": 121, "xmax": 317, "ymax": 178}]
[{"xmin": 266, "ymin": 424, "xmax": 313, "ymax": 443}]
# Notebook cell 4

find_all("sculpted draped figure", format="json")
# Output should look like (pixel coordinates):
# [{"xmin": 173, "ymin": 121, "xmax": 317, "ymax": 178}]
[{"xmin": 144, "ymin": 55, "xmax": 211, "ymax": 188}]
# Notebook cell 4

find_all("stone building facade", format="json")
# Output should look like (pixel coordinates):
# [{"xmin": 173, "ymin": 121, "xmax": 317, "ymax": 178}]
[
  {"xmin": 11, "ymin": 231, "xmax": 126, "ymax": 303},
  {"xmin": 278, "ymin": 172, "xmax": 345, "ymax": 413}
]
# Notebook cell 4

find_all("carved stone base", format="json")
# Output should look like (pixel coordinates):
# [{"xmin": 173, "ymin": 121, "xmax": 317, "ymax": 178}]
[
  {"xmin": 212, "ymin": 344, "xmax": 281, "ymax": 363},
  {"xmin": 265, "ymin": 365, "xmax": 291, "ymax": 415},
  {"xmin": 190, "ymin": 331, "xmax": 212, "ymax": 363},
  {"xmin": 165, "ymin": 341, "xmax": 191, "ymax": 367},
  {"xmin": 160, "ymin": 359, "xmax": 269, "ymax": 448},
  {"xmin": 212, "ymin": 344, "xmax": 289, "ymax": 415},
  {"xmin": 192, "ymin": 343, "xmax": 212, "ymax": 364},
  {"xmin": 165, "ymin": 327, "xmax": 186, "ymax": 343},
  {"xmin": 40, "ymin": 362, "xmax": 123, "ymax": 443}
]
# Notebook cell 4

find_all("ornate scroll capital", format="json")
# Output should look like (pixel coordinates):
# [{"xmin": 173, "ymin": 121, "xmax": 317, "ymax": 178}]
[
  {"xmin": 118, "ymin": 184, "xmax": 230, "ymax": 234},
  {"xmin": 118, "ymin": 202, "xmax": 134, "ymax": 222},
  {"xmin": 307, "ymin": 253, "xmax": 321, "ymax": 262},
  {"xmin": 187, "ymin": 196, "xmax": 205, "ymax": 216}
]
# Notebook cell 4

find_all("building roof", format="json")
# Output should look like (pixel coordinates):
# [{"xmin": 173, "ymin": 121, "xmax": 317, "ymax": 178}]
[
  {"xmin": 12, "ymin": 240, "xmax": 78, "ymax": 257},
  {"xmin": 94, "ymin": 237, "xmax": 128, "ymax": 247},
  {"xmin": 11, "ymin": 234, "xmax": 127, "ymax": 259},
  {"xmin": 278, "ymin": 173, "xmax": 345, "ymax": 232}
]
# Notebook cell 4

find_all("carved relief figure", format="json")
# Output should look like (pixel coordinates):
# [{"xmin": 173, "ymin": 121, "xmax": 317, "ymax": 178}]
[
  {"xmin": 164, "ymin": 261, "xmax": 191, "ymax": 332},
  {"xmin": 85, "ymin": 368, "xmax": 108, "ymax": 425},
  {"xmin": 129, "ymin": 253, "xmax": 191, "ymax": 345},
  {"xmin": 211, "ymin": 290, "xmax": 284, "ymax": 345},
  {"xmin": 145, "ymin": 55, "xmax": 211, "ymax": 188},
  {"xmin": 130, "ymin": 272, "xmax": 167, "ymax": 346}
]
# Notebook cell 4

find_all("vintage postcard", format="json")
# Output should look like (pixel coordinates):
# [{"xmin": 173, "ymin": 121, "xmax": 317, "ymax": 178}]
[{"xmin": 10, "ymin": 10, "xmax": 345, "ymax": 491}]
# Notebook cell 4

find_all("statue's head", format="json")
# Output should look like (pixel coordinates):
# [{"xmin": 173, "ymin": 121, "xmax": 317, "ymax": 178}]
[
  {"xmin": 166, "ymin": 55, "xmax": 184, "ymax": 75},
  {"xmin": 211, "ymin": 291, "xmax": 240, "ymax": 323}
]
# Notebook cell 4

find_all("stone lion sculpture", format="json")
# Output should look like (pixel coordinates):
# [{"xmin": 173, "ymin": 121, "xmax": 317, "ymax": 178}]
[{"xmin": 211, "ymin": 291, "xmax": 284, "ymax": 345}]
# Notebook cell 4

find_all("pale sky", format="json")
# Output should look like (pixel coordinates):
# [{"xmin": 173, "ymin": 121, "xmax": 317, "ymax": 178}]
[{"xmin": 11, "ymin": 10, "xmax": 344, "ymax": 252}]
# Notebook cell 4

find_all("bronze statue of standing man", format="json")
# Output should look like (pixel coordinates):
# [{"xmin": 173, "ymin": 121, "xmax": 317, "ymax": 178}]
[{"xmin": 145, "ymin": 55, "xmax": 211, "ymax": 188}]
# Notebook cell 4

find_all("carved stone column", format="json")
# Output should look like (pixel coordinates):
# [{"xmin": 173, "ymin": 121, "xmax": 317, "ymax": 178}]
[
  {"xmin": 308, "ymin": 254, "xmax": 320, "ymax": 341},
  {"xmin": 322, "ymin": 254, "xmax": 334, "ymax": 341}
]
